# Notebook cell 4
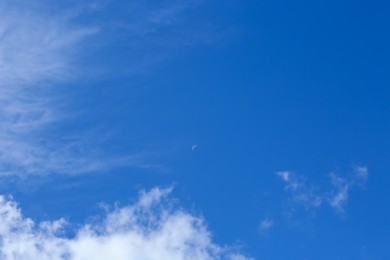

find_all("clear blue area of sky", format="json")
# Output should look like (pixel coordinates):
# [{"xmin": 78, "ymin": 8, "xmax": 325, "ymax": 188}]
[{"xmin": 4, "ymin": 0, "xmax": 389, "ymax": 259}]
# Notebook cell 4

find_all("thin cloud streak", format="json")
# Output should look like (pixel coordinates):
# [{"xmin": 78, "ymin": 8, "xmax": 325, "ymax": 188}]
[
  {"xmin": 0, "ymin": 2, "xmax": 96, "ymax": 86},
  {"xmin": 0, "ymin": 1, "xmax": 102, "ymax": 177}
]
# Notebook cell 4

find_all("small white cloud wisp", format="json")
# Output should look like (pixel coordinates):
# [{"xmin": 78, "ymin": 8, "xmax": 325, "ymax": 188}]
[
  {"xmin": 0, "ymin": 187, "xmax": 251, "ymax": 260},
  {"xmin": 259, "ymin": 218, "xmax": 274, "ymax": 232},
  {"xmin": 277, "ymin": 171, "xmax": 322, "ymax": 210},
  {"xmin": 277, "ymin": 166, "xmax": 369, "ymax": 215}
]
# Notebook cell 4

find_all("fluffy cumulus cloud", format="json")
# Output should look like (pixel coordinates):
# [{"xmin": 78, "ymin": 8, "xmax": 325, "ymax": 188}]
[
  {"xmin": 277, "ymin": 166, "xmax": 369, "ymax": 215},
  {"xmin": 0, "ymin": 187, "xmax": 251, "ymax": 260}
]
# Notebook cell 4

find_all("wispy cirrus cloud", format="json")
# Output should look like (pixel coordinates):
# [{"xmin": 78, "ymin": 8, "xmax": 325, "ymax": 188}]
[
  {"xmin": 94, "ymin": 0, "xmax": 227, "ymax": 75},
  {"xmin": 0, "ymin": 0, "xmax": 227, "ymax": 178},
  {"xmin": 0, "ymin": 1, "xmax": 98, "ymax": 86},
  {"xmin": 0, "ymin": 1, "xmax": 103, "ymax": 177},
  {"xmin": 0, "ymin": 187, "xmax": 251, "ymax": 260},
  {"xmin": 277, "ymin": 166, "xmax": 369, "ymax": 216}
]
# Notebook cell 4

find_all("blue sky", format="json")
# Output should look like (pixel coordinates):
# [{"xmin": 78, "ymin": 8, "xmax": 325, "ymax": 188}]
[{"xmin": 0, "ymin": 0, "xmax": 389, "ymax": 259}]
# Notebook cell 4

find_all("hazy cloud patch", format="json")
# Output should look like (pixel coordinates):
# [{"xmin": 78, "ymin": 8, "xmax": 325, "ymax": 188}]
[
  {"xmin": 277, "ymin": 166, "xmax": 369, "ymax": 216},
  {"xmin": 259, "ymin": 218, "xmax": 274, "ymax": 232}
]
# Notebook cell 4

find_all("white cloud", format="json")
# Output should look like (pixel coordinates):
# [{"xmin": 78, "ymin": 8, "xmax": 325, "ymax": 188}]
[
  {"xmin": 259, "ymin": 218, "xmax": 274, "ymax": 232},
  {"xmin": 0, "ymin": 1, "xmax": 104, "ymax": 177},
  {"xmin": 0, "ymin": 0, "xmax": 224, "ymax": 178},
  {"xmin": 277, "ymin": 167, "xmax": 368, "ymax": 216},
  {"xmin": 327, "ymin": 167, "xmax": 369, "ymax": 214},
  {"xmin": 276, "ymin": 171, "xmax": 290, "ymax": 183},
  {"xmin": 0, "ymin": 1, "xmax": 160, "ymax": 178},
  {"xmin": 354, "ymin": 165, "xmax": 368, "ymax": 182},
  {"xmin": 327, "ymin": 173, "xmax": 350, "ymax": 214},
  {"xmin": 0, "ymin": 187, "xmax": 251, "ymax": 260},
  {"xmin": 0, "ymin": 2, "xmax": 96, "ymax": 86},
  {"xmin": 276, "ymin": 171, "xmax": 322, "ymax": 210}
]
